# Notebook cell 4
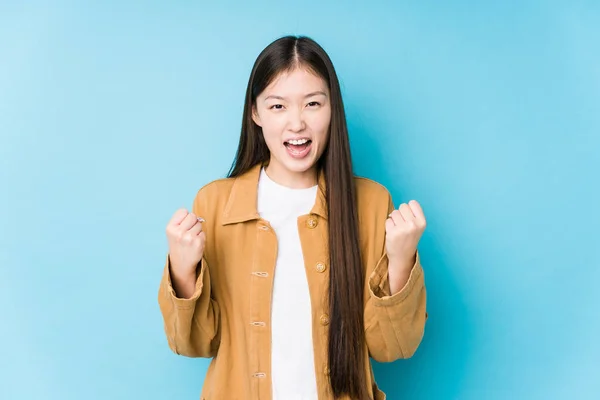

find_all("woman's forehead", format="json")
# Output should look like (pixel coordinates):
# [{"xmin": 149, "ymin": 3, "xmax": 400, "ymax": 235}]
[{"xmin": 262, "ymin": 68, "xmax": 328, "ymax": 98}]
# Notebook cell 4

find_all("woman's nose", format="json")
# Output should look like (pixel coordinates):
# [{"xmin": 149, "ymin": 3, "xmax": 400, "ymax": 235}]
[{"xmin": 287, "ymin": 109, "xmax": 306, "ymax": 132}]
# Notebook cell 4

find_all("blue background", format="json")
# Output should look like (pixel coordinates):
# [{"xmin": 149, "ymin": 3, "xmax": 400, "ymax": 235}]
[{"xmin": 1, "ymin": 1, "xmax": 599, "ymax": 399}]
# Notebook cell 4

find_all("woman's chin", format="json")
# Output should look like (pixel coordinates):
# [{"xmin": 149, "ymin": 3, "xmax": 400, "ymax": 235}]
[
  {"xmin": 270, "ymin": 155, "xmax": 317, "ymax": 175},
  {"xmin": 284, "ymin": 157, "xmax": 318, "ymax": 173}
]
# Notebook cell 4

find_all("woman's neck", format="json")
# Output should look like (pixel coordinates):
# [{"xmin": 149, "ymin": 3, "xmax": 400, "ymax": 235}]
[{"xmin": 264, "ymin": 162, "xmax": 318, "ymax": 189}]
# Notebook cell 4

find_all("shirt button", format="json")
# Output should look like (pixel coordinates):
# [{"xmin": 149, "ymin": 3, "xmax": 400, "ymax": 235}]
[
  {"xmin": 306, "ymin": 217, "xmax": 318, "ymax": 229},
  {"xmin": 320, "ymin": 314, "xmax": 330, "ymax": 326},
  {"xmin": 316, "ymin": 262, "xmax": 326, "ymax": 273}
]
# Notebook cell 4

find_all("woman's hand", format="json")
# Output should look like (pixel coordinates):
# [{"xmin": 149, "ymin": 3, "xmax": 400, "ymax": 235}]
[
  {"xmin": 166, "ymin": 209, "xmax": 206, "ymax": 297},
  {"xmin": 385, "ymin": 200, "xmax": 426, "ymax": 294}
]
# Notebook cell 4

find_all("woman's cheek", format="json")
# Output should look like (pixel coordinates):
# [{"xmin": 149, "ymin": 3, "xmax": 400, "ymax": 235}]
[{"xmin": 266, "ymin": 114, "xmax": 286, "ymax": 132}]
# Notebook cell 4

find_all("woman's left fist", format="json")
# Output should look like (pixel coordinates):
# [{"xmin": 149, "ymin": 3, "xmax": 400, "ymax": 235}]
[{"xmin": 385, "ymin": 200, "xmax": 427, "ymax": 265}]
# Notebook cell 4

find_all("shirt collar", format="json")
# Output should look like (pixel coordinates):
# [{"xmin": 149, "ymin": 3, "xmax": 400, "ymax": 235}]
[{"xmin": 222, "ymin": 162, "xmax": 328, "ymax": 225}]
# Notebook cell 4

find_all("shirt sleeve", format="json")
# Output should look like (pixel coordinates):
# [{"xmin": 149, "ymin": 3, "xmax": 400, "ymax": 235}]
[
  {"xmin": 363, "ymin": 192, "xmax": 428, "ymax": 362},
  {"xmin": 157, "ymin": 189, "xmax": 220, "ymax": 358}
]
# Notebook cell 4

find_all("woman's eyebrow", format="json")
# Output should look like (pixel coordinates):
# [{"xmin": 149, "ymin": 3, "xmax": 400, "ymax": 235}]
[{"xmin": 264, "ymin": 91, "xmax": 328, "ymax": 102}]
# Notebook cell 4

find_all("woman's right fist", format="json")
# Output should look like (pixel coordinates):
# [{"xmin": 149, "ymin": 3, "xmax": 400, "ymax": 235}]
[{"xmin": 166, "ymin": 208, "xmax": 206, "ymax": 278}]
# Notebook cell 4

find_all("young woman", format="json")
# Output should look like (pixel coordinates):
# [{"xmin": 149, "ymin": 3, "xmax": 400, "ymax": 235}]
[{"xmin": 158, "ymin": 35, "xmax": 428, "ymax": 400}]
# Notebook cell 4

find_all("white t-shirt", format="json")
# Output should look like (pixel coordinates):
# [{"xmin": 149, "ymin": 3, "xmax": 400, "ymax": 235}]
[{"xmin": 257, "ymin": 167, "xmax": 319, "ymax": 400}]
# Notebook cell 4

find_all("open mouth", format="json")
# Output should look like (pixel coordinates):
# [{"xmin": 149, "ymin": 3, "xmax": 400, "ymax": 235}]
[{"xmin": 284, "ymin": 138, "xmax": 313, "ymax": 159}]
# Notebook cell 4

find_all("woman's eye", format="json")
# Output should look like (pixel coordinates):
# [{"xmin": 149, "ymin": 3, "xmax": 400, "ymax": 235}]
[
  {"xmin": 270, "ymin": 104, "xmax": 284, "ymax": 110},
  {"xmin": 307, "ymin": 102, "xmax": 320, "ymax": 107}
]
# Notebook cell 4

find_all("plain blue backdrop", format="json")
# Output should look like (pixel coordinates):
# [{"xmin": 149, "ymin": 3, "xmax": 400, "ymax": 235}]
[{"xmin": 1, "ymin": 1, "xmax": 599, "ymax": 399}]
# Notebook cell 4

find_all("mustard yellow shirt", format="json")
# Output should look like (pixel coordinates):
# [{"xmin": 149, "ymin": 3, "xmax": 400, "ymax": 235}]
[{"xmin": 158, "ymin": 163, "xmax": 428, "ymax": 399}]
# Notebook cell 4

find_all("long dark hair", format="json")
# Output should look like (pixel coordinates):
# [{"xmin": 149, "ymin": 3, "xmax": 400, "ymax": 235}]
[{"xmin": 228, "ymin": 36, "xmax": 368, "ymax": 399}]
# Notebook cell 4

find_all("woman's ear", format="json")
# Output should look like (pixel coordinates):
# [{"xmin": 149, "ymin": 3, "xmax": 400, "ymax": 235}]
[{"xmin": 252, "ymin": 106, "xmax": 262, "ymax": 127}]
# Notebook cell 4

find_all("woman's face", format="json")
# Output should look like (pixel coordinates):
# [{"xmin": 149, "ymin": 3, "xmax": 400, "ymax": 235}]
[{"xmin": 252, "ymin": 67, "xmax": 331, "ymax": 187}]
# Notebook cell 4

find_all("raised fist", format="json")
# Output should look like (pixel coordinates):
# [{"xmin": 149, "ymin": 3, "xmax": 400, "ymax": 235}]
[{"xmin": 166, "ymin": 208, "xmax": 206, "ymax": 278}]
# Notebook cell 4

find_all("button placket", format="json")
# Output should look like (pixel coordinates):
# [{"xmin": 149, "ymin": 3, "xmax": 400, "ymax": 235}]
[{"xmin": 250, "ymin": 219, "xmax": 275, "ymax": 390}]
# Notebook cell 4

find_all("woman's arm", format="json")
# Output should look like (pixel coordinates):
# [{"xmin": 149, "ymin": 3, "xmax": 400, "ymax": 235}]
[
  {"xmin": 363, "ymin": 191, "xmax": 427, "ymax": 362},
  {"xmin": 157, "ymin": 188, "xmax": 221, "ymax": 358}
]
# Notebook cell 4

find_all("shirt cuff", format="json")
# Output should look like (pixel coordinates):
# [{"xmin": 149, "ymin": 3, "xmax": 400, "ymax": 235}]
[
  {"xmin": 368, "ymin": 250, "xmax": 424, "ymax": 307},
  {"xmin": 163, "ymin": 254, "xmax": 205, "ymax": 309}
]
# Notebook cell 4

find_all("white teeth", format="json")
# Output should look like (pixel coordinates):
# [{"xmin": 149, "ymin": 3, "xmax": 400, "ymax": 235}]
[{"xmin": 288, "ymin": 139, "xmax": 309, "ymax": 145}]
